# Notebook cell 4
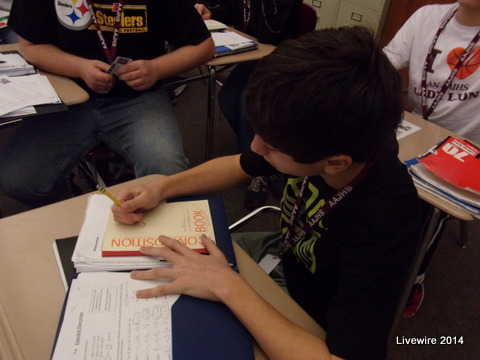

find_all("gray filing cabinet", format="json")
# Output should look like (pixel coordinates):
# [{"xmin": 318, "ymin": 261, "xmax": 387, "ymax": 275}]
[{"xmin": 304, "ymin": 0, "xmax": 391, "ymax": 39}]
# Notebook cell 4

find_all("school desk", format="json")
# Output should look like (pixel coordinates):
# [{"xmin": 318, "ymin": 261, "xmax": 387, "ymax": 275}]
[
  {"xmin": 398, "ymin": 111, "xmax": 476, "ymax": 246},
  {"xmin": 204, "ymin": 29, "xmax": 275, "ymax": 160},
  {"xmin": 165, "ymin": 28, "xmax": 275, "ymax": 160},
  {"xmin": 0, "ymin": 43, "xmax": 90, "ymax": 108},
  {"xmin": 0, "ymin": 44, "xmax": 90, "ymax": 126},
  {"xmin": 0, "ymin": 174, "xmax": 325, "ymax": 360}
]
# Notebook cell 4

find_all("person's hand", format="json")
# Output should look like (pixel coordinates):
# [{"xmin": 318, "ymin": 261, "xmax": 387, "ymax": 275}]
[
  {"xmin": 194, "ymin": 3, "xmax": 211, "ymax": 20},
  {"xmin": 112, "ymin": 182, "xmax": 163, "ymax": 225},
  {"xmin": 81, "ymin": 59, "xmax": 115, "ymax": 93},
  {"xmin": 131, "ymin": 235, "xmax": 238, "ymax": 301},
  {"xmin": 115, "ymin": 60, "xmax": 160, "ymax": 91}
]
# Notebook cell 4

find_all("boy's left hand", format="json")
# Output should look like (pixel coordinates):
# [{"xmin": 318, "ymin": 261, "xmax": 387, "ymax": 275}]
[{"xmin": 130, "ymin": 235, "xmax": 237, "ymax": 302}]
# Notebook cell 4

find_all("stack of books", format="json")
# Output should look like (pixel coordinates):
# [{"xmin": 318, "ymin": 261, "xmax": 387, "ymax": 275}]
[
  {"xmin": 70, "ymin": 194, "xmax": 219, "ymax": 272},
  {"xmin": 0, "ymin": 10, "xmax": 9, "ymax": 30},
  {"xmin": 405, "ymin": 136, "xmax": 480, "ymax": 218}
]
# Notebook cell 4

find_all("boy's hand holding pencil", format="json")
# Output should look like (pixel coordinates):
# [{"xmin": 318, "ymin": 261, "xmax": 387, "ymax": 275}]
[{"xmin": 97, "ymin": 185, "xmax": 146, "ymax": 225}]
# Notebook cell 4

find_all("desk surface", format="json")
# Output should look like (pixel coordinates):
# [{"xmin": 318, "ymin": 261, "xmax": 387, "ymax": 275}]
[
  {"xmin": 399, "ymin": 111, "xmax": 475, "ymax": 221},
  {"xmin": 0, "ymin": 44, "xmax": 89, "ymax": 107},
  {"xmin": 0, "ymin": 175, "xmax": 324, "ymax": 360},
  {"xmin": 206, "ymin": 28, "xmax": 276, "ymax": 67}
]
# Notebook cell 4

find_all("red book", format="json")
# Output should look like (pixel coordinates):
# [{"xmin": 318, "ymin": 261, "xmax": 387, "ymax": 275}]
[{"xmin": 419, "ymin": 136, "xmax": 480, "ymax": 194}]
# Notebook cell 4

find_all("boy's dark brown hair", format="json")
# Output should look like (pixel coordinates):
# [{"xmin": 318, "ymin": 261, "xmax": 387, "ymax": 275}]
[{"xmin": 246, "ymin": 26, "xmax": 403, "ymax": 163}]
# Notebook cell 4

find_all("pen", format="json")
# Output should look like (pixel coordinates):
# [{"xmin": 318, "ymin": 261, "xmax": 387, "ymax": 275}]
[{"xmin": 96, "ymin": 185, "xmax": 145, "ymax": 225}]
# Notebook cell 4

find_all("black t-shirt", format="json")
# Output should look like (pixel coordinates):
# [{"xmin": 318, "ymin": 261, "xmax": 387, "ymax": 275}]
[
  {"xmin": 9, "ymin": 0, "xmax": 211, "ymax": 97},
  {"xmin": 196, "ymin": 0, "xmax": 302, "ymax": 45},
  {"xmin": 240, "ymin": 148, "xmax": 423, "ymax": 360}
]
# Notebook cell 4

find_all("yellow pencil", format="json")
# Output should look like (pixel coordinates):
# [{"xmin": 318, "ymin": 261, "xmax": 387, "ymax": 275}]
[
  {"xmin": 96, "ymin": 185, "xmax": 122, "ymax": 206},
  {"xmin": 96, "ymin": 185, "xmax": 145, "ymax": 225}
]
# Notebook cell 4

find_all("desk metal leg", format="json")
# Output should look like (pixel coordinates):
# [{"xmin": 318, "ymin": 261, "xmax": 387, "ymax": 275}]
[
  {"xmin": 205, "ymin": 65, "xmax": 216, "ymax": 160},
  {"xmin": 459, "ymin": 220, "xmax": 469, "ymax": 248}
]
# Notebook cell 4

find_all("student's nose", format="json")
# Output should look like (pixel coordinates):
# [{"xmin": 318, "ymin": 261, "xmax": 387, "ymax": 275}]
[{"xmin": 250, "ymin": 135, "xmax": 266, "ymax": 156}]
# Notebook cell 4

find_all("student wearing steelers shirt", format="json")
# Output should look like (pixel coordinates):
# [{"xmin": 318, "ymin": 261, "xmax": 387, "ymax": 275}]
[
  {"xmin": 0, "ymin": 0, "xmax": 214, "ymax": 207},
  {"xmin": 111, "ymin": 28, "xmax": 424, "ymax": 360}
]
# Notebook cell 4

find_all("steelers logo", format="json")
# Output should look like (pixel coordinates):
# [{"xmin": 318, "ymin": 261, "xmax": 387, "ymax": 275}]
[{"xmin": 55, "ymin": 0, "xmax": 92, "ymax": 30}]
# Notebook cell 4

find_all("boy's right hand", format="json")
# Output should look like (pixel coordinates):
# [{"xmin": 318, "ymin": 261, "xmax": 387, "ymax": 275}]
[
  {"xmin": 81, "ymin": 59, "xmax": 115, "ymax": 94},
  {"xmin": 112, "ymin": 183, "xmax": 162, "ymax": 225}
]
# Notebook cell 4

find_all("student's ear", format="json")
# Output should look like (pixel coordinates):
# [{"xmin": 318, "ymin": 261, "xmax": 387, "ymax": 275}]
[{"xmin": 323, "ymin": 155, "xmax": 353, "ymax": 175}]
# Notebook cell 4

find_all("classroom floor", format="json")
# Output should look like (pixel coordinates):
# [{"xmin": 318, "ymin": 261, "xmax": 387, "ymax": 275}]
[{"xmin": 0, "ymin": 72, "xmax": 479, "ymax": 360}]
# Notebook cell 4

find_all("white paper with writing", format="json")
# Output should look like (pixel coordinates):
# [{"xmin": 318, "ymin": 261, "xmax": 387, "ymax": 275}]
[
  {"xmin": 396, "ymin": 119, "xmax": 421, "ymax": 140},
  {"xmin": 51, "ymin": 272, "xmax": 180, "ymax": 360}
]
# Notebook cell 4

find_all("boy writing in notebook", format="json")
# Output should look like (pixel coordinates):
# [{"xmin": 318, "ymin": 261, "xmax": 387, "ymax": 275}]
[{"xmin": 113, "ymin": 27, "xmax": 423, "ymax": 360}]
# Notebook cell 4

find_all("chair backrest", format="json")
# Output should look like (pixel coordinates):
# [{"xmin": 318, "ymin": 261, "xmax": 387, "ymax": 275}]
[
  {"xmin": 387, "ymin": 202, "xmax": 439, "ymax": 347},
  {"xmin": 298, "ymin": 3, "xmax": 318, "ymax": 36},
  {"xmin": 229, "ymin": 205, "xmax": 281, "ymax": 232}
]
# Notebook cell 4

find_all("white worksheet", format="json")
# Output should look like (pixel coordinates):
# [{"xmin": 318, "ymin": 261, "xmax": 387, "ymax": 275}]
[
  {"xmin": 396, "ymin": 119, "xmax": 421, "ymax": 140},
  {"xmin": 51, "ymin": 272, "xmax": 180, "ymax": 360}
]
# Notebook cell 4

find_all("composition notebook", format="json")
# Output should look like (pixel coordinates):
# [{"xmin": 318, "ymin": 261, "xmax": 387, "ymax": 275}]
[
  {"xmin": 51, "ymin": 195, "xmax": 254, "ymax": 360},
  {"xmin": 211, "ymin": 31, "xmax": 258, "ymax": 57}
]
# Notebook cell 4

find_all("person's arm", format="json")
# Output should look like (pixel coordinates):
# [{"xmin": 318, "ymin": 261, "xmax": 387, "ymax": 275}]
[
  {"xmin": 131, "ymin": 236, "xmax": 343, "ymax": 360},
  {"xmin": 112, "ymin": 154, "xmax": 251, "ymax": 224},
  {"xmin": 115, "ymin": 36, "xmax": 215, "ymax": 91},
  {"xmin": 18, "ymin": 37, "xmax": 115, "ymax": 94}
]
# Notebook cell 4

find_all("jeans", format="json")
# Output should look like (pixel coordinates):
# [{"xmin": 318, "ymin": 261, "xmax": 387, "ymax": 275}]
[
  {"xmin": 0, "ymin": 87, "xmax": 188, "ymax": 207},
  {"xmin": 218, "ymin": 61, "xmax": 258, "ymax": 153},
  {"xmin": 0, "ymin": 27, "xmax": 18, "ymax": 44}
]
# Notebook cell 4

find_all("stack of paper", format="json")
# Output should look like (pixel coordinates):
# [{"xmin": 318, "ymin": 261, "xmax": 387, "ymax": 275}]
[
  {"xmin": 72, "ymin": 195, "xmax": 217, "ymax": 272},
  {"xmin": 0, "ymin": 73, "xmax": 61, "ymax": 117},
  {"xmin": 72, "ymin": 195, "xmax": 170, "ymax": 272},
  {"xmin": 0, "ymin": 51, "xmax": 36, "ymax": 76},
  {"xmin": 204, "ymin": 19, "xmax": 227, "ymax": 31},
  {"xmin": 405, "ymin": 136, "xmax": 480, "ymax": 219},
  {"xmin": 211, "ymin": 31, "xmax": 258, "ymax": 57}
]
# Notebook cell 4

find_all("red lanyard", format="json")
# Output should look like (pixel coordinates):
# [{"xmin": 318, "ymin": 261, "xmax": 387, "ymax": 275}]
[
  {"xmin": 280, "ymin": 163, "xmax": 372, "ymax": 257},
  {"xmin": 86, "ymin": 0, "xmax": 125, "ymax": 63},
  {"xmin": 421, "ymin": 9, "xmax": 480, "ymax": 119}
]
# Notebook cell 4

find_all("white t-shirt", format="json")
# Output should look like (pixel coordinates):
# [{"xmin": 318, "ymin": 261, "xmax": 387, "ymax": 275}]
[
  {"xmin": 384, "ymin": 3, "xmax": 480, "ymax": 144},
  {"xmin": 0, "ymin": 0, "xmax": 12, "ymax": 11}
]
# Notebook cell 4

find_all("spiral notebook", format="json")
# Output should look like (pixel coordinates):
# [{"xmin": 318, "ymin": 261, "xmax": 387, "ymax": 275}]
[{"xmin": 212, "ymin": 31, "xmax": 258, "ymax": 57}]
